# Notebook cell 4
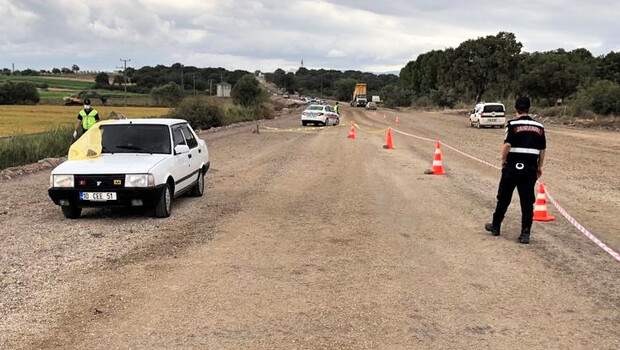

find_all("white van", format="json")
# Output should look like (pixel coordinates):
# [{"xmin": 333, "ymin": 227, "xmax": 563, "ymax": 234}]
[{"xmin": 469, "ymin": 103, "xmax": 506, "ymax": 128}]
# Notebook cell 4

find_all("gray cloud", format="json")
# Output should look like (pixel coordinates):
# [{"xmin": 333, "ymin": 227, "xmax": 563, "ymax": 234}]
[{"xmin": 1, "ymin": 0, "xmax": 618, "ymax": 73}]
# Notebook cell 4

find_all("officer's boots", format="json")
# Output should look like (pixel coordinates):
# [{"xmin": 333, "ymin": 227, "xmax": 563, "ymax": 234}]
[
  {"xmin": 518, "ymin": 227, "xmax": 531, "ymax": 244},
  {"xmin": 484, "ymin": 222, "xmax": 501, "ymax": 236}
]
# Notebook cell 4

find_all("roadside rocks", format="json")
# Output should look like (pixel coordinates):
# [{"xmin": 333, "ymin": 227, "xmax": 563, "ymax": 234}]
[{"xmin": 0, "ymin": 157, "xmax": 66, "ymax": 181}]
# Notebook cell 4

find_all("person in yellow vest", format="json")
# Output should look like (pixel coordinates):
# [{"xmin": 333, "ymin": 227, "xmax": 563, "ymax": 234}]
[
  {"xmin": 334, "ymin": 101, "xmax": 340, "ymax": 115},
  {"xmin": 73, "ymin": 98, "xmax": 100, "ymax": 139}
]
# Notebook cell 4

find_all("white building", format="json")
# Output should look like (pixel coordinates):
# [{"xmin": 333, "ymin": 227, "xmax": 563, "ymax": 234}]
[{"xmin": 217, "ymin": 82, "xmax": 231, "ymax": 97}]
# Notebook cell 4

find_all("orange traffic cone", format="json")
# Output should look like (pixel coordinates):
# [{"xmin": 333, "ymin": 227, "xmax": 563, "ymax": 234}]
[
  {"xmin": 395, "ymin": 116, "xmax": 400, "ymax": 125},
  {"xmin": 348, "ymin": 125, "xmax": 356, "ymax": 140},
  {"xmin": 533, "ymin": 183, "xmax": 555, "ymax": 222},
  {"xmin": 383, "ymin": 128, "xmax": 394, "ymax": 149},
  {"xmin": 431, "ymin": 141, "xmax": 445, "ymax": 175}
]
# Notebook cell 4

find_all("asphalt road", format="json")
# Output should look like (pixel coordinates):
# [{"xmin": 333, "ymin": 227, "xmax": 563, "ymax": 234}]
[{"xmin": 1, "ymin": 106, "xmax": 618, "ymax": 349}]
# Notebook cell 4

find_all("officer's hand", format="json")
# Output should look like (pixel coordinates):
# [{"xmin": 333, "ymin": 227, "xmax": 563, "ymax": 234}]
[
  {"xmin": 537, "ymin": 168, "xmax": 543, "ymax": 179},
  {"xmin": 72, "ymin": 130, "xmax": 77, "ymax": 139}
]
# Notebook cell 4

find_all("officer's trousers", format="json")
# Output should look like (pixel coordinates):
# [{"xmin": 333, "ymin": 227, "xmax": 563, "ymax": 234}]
[{"xmin": 492, "ymin": 166, "xmax": 537, "ymax": 230}]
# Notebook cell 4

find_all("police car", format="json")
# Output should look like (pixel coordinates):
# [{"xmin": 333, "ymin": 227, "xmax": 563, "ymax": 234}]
[
  {"xmin": 301, "ymin": 104, "xmax": 340, "ymax": 126},
  {"xmin": 469, "ymin": 102, "xmax": 506, "ymax": 128},
  {"xmin": 48, "ymin": 119, "xmax": 210, "ymax": 219}
]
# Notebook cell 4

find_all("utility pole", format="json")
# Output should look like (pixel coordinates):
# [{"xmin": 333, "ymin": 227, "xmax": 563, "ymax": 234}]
[
  {"xmin": 11, "ymin": 63, "xmax": 14, "ymax": 75},
  {"xmin": 118, "ymin": 58, "xmax": 131, "ymax": 107},
  {"xmin": 209, "ymin": 79, "xmax": 213, "ymax": 96}
]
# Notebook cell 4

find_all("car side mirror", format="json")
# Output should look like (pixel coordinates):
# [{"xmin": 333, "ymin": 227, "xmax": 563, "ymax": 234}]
[{"xmin": 174, "ymin": 144, "xmax": 190, "ymax": 154}]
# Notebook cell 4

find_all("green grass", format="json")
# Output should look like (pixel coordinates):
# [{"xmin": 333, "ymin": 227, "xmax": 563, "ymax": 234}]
[
  {"xmin": 0, "ymin": 75, "xmax": 94, "ymax": 90},
  {"xmin": 0, "ymin": 127, "xmax": 73, "ymax": 170}
]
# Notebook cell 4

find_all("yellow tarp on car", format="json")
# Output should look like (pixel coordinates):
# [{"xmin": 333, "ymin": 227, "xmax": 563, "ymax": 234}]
[{"xmin": 67, "ymin": 121, "xmax": 114, "ymax": 160}]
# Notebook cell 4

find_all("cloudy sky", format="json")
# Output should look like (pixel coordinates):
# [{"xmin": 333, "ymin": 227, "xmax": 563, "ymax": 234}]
[{"xmin": 2, "ymin": 0, "xmax": 619, "ymax": 73}]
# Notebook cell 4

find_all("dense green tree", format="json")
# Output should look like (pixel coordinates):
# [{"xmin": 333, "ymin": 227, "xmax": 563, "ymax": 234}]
[
  {"xmin": 95, "ymin": 72, "xmax": 110, "ymax": 88},
  {"xmin": 518, "ymin": 50, "xmax": 583, "ymax": 104},
  {"xmin": 231, "ymin": 74, "xmax": 266, "ymax": 107},
  {"xmin": 596, "ymin": 52, "xmax": 620, "ymax": 84},
  {"xmin": 450, "ymin": 32, "xmax": 522, "ymax": 102},
  {"xmin": 334, "ymin": 78, "xmax": 357, "ymax": 101}
]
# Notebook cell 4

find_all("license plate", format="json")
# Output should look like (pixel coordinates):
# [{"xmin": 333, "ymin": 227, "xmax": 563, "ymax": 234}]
[
  {"xmin": 488, "ymin": 118, "xmax": 497, "ymax": 122},
  {"xmin": 80, "ymin": 192, "xmax": 117, "ymax": 201}
]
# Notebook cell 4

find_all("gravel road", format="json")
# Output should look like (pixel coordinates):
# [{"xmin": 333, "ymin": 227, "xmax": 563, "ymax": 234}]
[{"xmin": 1, "ymin": 107, "xmax": 618, "ymax": 349}]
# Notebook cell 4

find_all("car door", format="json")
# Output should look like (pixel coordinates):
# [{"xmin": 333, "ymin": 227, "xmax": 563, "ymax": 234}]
[
  {"xmin": 179, "ymin": 123, "xmax": 201, "ymax": 176},
  {"xmin": 171, "ymin": 124, "xmax": 193, "ymax": 192}
]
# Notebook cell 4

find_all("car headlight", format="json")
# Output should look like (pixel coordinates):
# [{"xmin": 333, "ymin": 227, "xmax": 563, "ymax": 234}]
[
  {"xmin": 125, "ymin": 174, "xmax": 155, "ymax": 187},
  {"xmin": 52, "ymin": 174, "xmax": 74, "ymax": 188}
]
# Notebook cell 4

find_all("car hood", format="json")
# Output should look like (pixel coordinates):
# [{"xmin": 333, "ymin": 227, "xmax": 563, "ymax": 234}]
[{"xmin": 52, "ymin": 154, "xmax": 169, "ymax": 175}]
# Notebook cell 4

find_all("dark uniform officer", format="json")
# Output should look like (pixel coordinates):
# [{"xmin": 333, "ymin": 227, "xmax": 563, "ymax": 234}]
[{"xmin": 485, "ymin": 97, "xmax": 546, "ymax": 244}]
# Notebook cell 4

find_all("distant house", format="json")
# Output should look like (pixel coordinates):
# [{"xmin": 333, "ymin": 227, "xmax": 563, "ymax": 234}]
[{"xmin": 217, "ymin": 82, "xmax": 231, "ymax": 97}]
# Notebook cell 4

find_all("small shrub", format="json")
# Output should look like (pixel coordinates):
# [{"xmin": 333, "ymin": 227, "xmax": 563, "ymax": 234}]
[
  {"xmin": 572, "ymin": 80, "xmax": 620, "ymax": 115},
  {"xmin": 0, "ymin": 81, "xmax": 40, "ymax": 104},
  {"xmin": 170, "ymin": 96, "xmax": 225, "ymax": 129},
  {"xmin": 414, "ymin": 96, "xmax": 432, "ymax": 108}
]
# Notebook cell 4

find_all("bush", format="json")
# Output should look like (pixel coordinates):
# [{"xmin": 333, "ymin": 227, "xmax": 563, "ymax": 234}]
[
  {"xmin": 169, "ymin": 96, "xmax": 225, "ymax": 129},
  {"xmin": 429, "ymin": 88, "xmax": 457, "ymax": 108},
  {"xmin": 169, "ymin": 96, "xmax": 274, "ymax": 130},
  {"xmin": 0, "ymin": 81, "xmax": 40, "ymax": 104},
  {"xmin": 151, "ymin": 82, "xmax": 184, "ymax": 106},
  {"xmin": 231, "ymin": 74, "xmax": 266, "ymax": 107},
  {"xmin": 572, "ymin": 80, "xmax": 620, "ymax": 116},
  {"xmin": 0, "ymin": 127, "xmax": 73, "ymax": 170},
  {"xmin": 414, "ymin": 96, "xmax": 432, "ymax": 108}
]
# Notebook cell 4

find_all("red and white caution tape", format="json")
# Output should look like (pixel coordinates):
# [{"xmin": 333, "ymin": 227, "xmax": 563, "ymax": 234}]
[
  {"xmin": 392, "ymin": 127, "xmax": 620, "ymax": 263},
  {"xmin": 546, "ymin": 192, "xmax": 620, "ymax": 262}
]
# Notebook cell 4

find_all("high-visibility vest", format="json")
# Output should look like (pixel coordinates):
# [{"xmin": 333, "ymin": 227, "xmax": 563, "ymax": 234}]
[
  {"xmin": 334, "ymin": 105, "xmax": 340, "ymax": 113},
  {"xmin": 79, "ymin": 109, "xmax": 98, "ymax": 130}
]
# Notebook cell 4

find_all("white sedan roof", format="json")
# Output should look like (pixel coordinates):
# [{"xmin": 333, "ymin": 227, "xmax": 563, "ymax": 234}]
[{"xmin": 101, "ymin": 118, "xmax": 187, "ymax": 126}]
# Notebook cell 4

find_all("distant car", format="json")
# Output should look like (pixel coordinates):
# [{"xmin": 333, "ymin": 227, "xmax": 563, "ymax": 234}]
[
  {"xmin": 48, "ymin": 119, "xmax": 210, "ymax": 219},
  {"xmin": 469, "ymin": 103, "xmax": 506, "ymax": 128},
  {"xmin": 301, "ymin": 104, "xmax": 340, "ymax": 126},
  {"xmin": 365, "ymin": 101, "xmax": 377, "ymax": 110}
]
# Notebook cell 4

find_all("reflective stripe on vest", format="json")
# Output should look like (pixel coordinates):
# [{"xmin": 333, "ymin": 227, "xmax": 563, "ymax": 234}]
[
  {"xmin": 509, "ymin": 147, "xmax": 541, "ymax": 155},
  {"xmin": 80, "ymin": 109, "xmax": 98, "ymax": 130}
]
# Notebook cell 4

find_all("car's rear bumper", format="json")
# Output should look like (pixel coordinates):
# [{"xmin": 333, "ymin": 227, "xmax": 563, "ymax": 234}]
[
  {"xmin": 301, "ymin": 117, "xmax": 327, "ymax": 123},
  {"xmin": 48, "ymin": 185, "xmax": 166, "ymax": 208}
]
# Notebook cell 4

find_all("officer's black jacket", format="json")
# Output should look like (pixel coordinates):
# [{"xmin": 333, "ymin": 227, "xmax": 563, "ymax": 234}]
[{"xmin": 504, "ymin": 115, "xmax": 546, "ymax": 167}]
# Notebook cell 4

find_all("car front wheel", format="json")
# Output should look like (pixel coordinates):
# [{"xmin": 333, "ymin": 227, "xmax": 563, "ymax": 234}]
[{"xmin": 154, "ymin": 183, "xmax": 172, "ymax": 218}]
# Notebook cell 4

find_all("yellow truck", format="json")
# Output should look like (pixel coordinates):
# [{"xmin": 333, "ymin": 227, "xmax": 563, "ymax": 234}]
[{"xmin": 351, "ymin": 83, "xmax": 368, "ymax": 107}]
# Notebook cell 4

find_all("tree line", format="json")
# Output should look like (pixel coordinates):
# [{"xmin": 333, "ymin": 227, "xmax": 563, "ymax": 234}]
[
  {"xmin": 398, "ymin": 32, "xmax": 620, "ymax": 114},
  {"xmin": 265, "ymin": 67, "xmax": 399, "ymax": 101}
]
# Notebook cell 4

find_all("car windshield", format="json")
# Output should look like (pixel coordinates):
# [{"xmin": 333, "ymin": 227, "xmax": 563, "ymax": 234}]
[
  {"xmin": 101, "ymin": 124, "xmax": 171, "ymax": 154},
  {"xmin": 307, "ymin": 105, "xmax": 324, "ymax": 111},
  {"xmin": 483, "ymin": 105, "xmax": 504, "ymax": 113}
]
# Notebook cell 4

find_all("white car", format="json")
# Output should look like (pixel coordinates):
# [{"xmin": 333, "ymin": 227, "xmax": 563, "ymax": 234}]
[
  {"xmin": 48, "ymin": 119, "xmax": 210, "ymax": 219},
  {"xmin": 301, "ymin": 104, "xmax": 340, "ymax": 126},
  {"xmin": 469, "ymin": 102, "xmax": 506, "ymax": 128}
]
